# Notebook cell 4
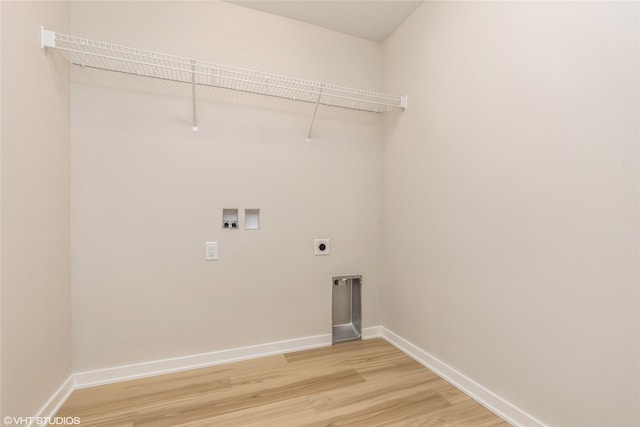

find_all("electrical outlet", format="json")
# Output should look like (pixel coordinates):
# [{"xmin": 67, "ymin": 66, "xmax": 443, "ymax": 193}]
[
  {"xmin": 205, "ymin": 242, "xmax": 218, "ymax": 261},
  {"xmin": 314, "ymin": 239, "xmax": 330, "ymax": 256}
]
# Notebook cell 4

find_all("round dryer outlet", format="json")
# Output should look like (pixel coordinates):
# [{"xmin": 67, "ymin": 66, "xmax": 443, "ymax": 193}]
[{"xmin": 314, "ymin": 239, "xmax": 330, "ymax": 255}]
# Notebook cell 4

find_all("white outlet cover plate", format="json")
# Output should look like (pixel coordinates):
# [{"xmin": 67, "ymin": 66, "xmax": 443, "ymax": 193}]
[
  {"xmin": 205, "ymin": 241, "xmax": 218, "ymax": 260},
  {"xmin": 314, "ymin": 239, "xmax": 330, "ymax": 255}
]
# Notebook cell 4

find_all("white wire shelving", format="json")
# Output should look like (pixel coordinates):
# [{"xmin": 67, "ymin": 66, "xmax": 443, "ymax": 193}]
[{"xmin": 41, "ymin": 27, "xmax": 407, "ymax": 140}]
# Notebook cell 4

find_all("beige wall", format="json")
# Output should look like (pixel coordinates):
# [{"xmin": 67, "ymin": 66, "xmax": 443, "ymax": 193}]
[
  {"xmin": 0, "ymin": 0, "xmax": 71, "ymax": 419},
  {"xmin": 382, "ymin": 2, "xmax": 639, "ymax": 426},
  {"xmin": 70, "ymin": 1, "xmax": 384, "ymax": 372},
  {"xmin": 1, "ymin": 2, "xmax": 638, "ymax": 424}
]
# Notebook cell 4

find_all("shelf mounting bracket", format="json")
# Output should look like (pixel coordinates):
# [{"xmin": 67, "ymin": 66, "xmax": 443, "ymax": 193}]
[
  {"xmin": 41, "ymin": 26, "xmax": 56, "ymax": 50},
  {"xmin": 400, "ymin": 95, "xmax": 408, "ymax": 111}
]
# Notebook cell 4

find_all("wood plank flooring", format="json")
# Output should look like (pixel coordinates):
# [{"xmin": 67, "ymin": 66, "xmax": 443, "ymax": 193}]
[{"xmin": 56, "ymin": 339, "xmax": 510, "ymax": 426}]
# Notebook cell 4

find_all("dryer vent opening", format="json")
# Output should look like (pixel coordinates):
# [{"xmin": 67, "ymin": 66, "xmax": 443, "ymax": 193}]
[{"xmin": 332, "ymin": 275, "xmax": 362, "ymax": 344}]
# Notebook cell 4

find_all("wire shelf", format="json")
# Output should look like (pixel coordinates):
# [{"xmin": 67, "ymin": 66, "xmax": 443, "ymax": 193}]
[{"xmin": 42, "ymin": 28, "xmax": 407, "ymax": 114}]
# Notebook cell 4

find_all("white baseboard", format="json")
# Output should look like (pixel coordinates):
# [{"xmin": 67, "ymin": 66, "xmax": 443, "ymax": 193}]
[
  {"xmin": 40, "ymin": 326, "xmax": 543, "ymax": 427},
  {"xmin": 30, "ymin": 374, "xmax": 74, "ymax": 426},
  {"xmin": 75, "ymin": 326, "xmax": 382, "ymax": 389},
  {"xmin": 362, "ymin": 325, "xmax": 383, "ymax": 339},
  {"xmin": 381, "ymin": 327, "xmax": 547, "ymax": 427},
  {"xmin": 75, "ymin": 333, "xmax": 329, "ymax": 388}
]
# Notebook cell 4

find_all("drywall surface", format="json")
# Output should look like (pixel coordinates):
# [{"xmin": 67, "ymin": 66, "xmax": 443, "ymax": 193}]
[
  {"xmin": 1, "ymin": 0, "xmax": 71, "ymax": 419},
  {"xmin": 70, "ymin": 1, "xmax": 383, "ymax": 372},
  {"xmin": 382, "ymin": 2, "xmax": 639, "ymax": 426}
]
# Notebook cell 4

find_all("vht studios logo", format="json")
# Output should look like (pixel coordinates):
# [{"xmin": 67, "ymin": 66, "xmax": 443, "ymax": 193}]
[{"xmin": 3, "ymin": 416, "xmax": 81, "ymax": 426}]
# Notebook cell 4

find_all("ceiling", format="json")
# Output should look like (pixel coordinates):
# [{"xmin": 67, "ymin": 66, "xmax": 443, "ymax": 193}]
[{"xmin": 227, "ymin": 1, "xmax": 424, "ymax": 42}]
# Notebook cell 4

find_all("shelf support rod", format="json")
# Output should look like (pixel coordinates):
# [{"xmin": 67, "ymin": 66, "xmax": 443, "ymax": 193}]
[
  {"xmin": 306, "ymin": 85, "xmax": 324, "ymax": 143},
  {"xmin": 191, "ymin": 60, "xmax": 198, "ymax": 132}
]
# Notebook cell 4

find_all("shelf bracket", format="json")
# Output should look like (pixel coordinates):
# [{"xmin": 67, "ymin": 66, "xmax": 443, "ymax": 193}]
[
  {"xmin": 191, "ymin": 60, "xmax": 198, "ymax": 132},
  {"xmin": 41, "ymin": 26, "xmax": 56, "ymax": 50},
  {"xmin": 400, "ymin": 95, "xmax": 408, "ymax": 111},
  {"xmin": 306, "ymin": 84, "xmax": 324, "ymax": 143}
]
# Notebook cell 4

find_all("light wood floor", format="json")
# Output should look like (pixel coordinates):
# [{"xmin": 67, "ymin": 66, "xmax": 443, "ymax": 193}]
[{"xmin": 56, "ymin": 339, "xmax": 510, "ymax": 426}]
